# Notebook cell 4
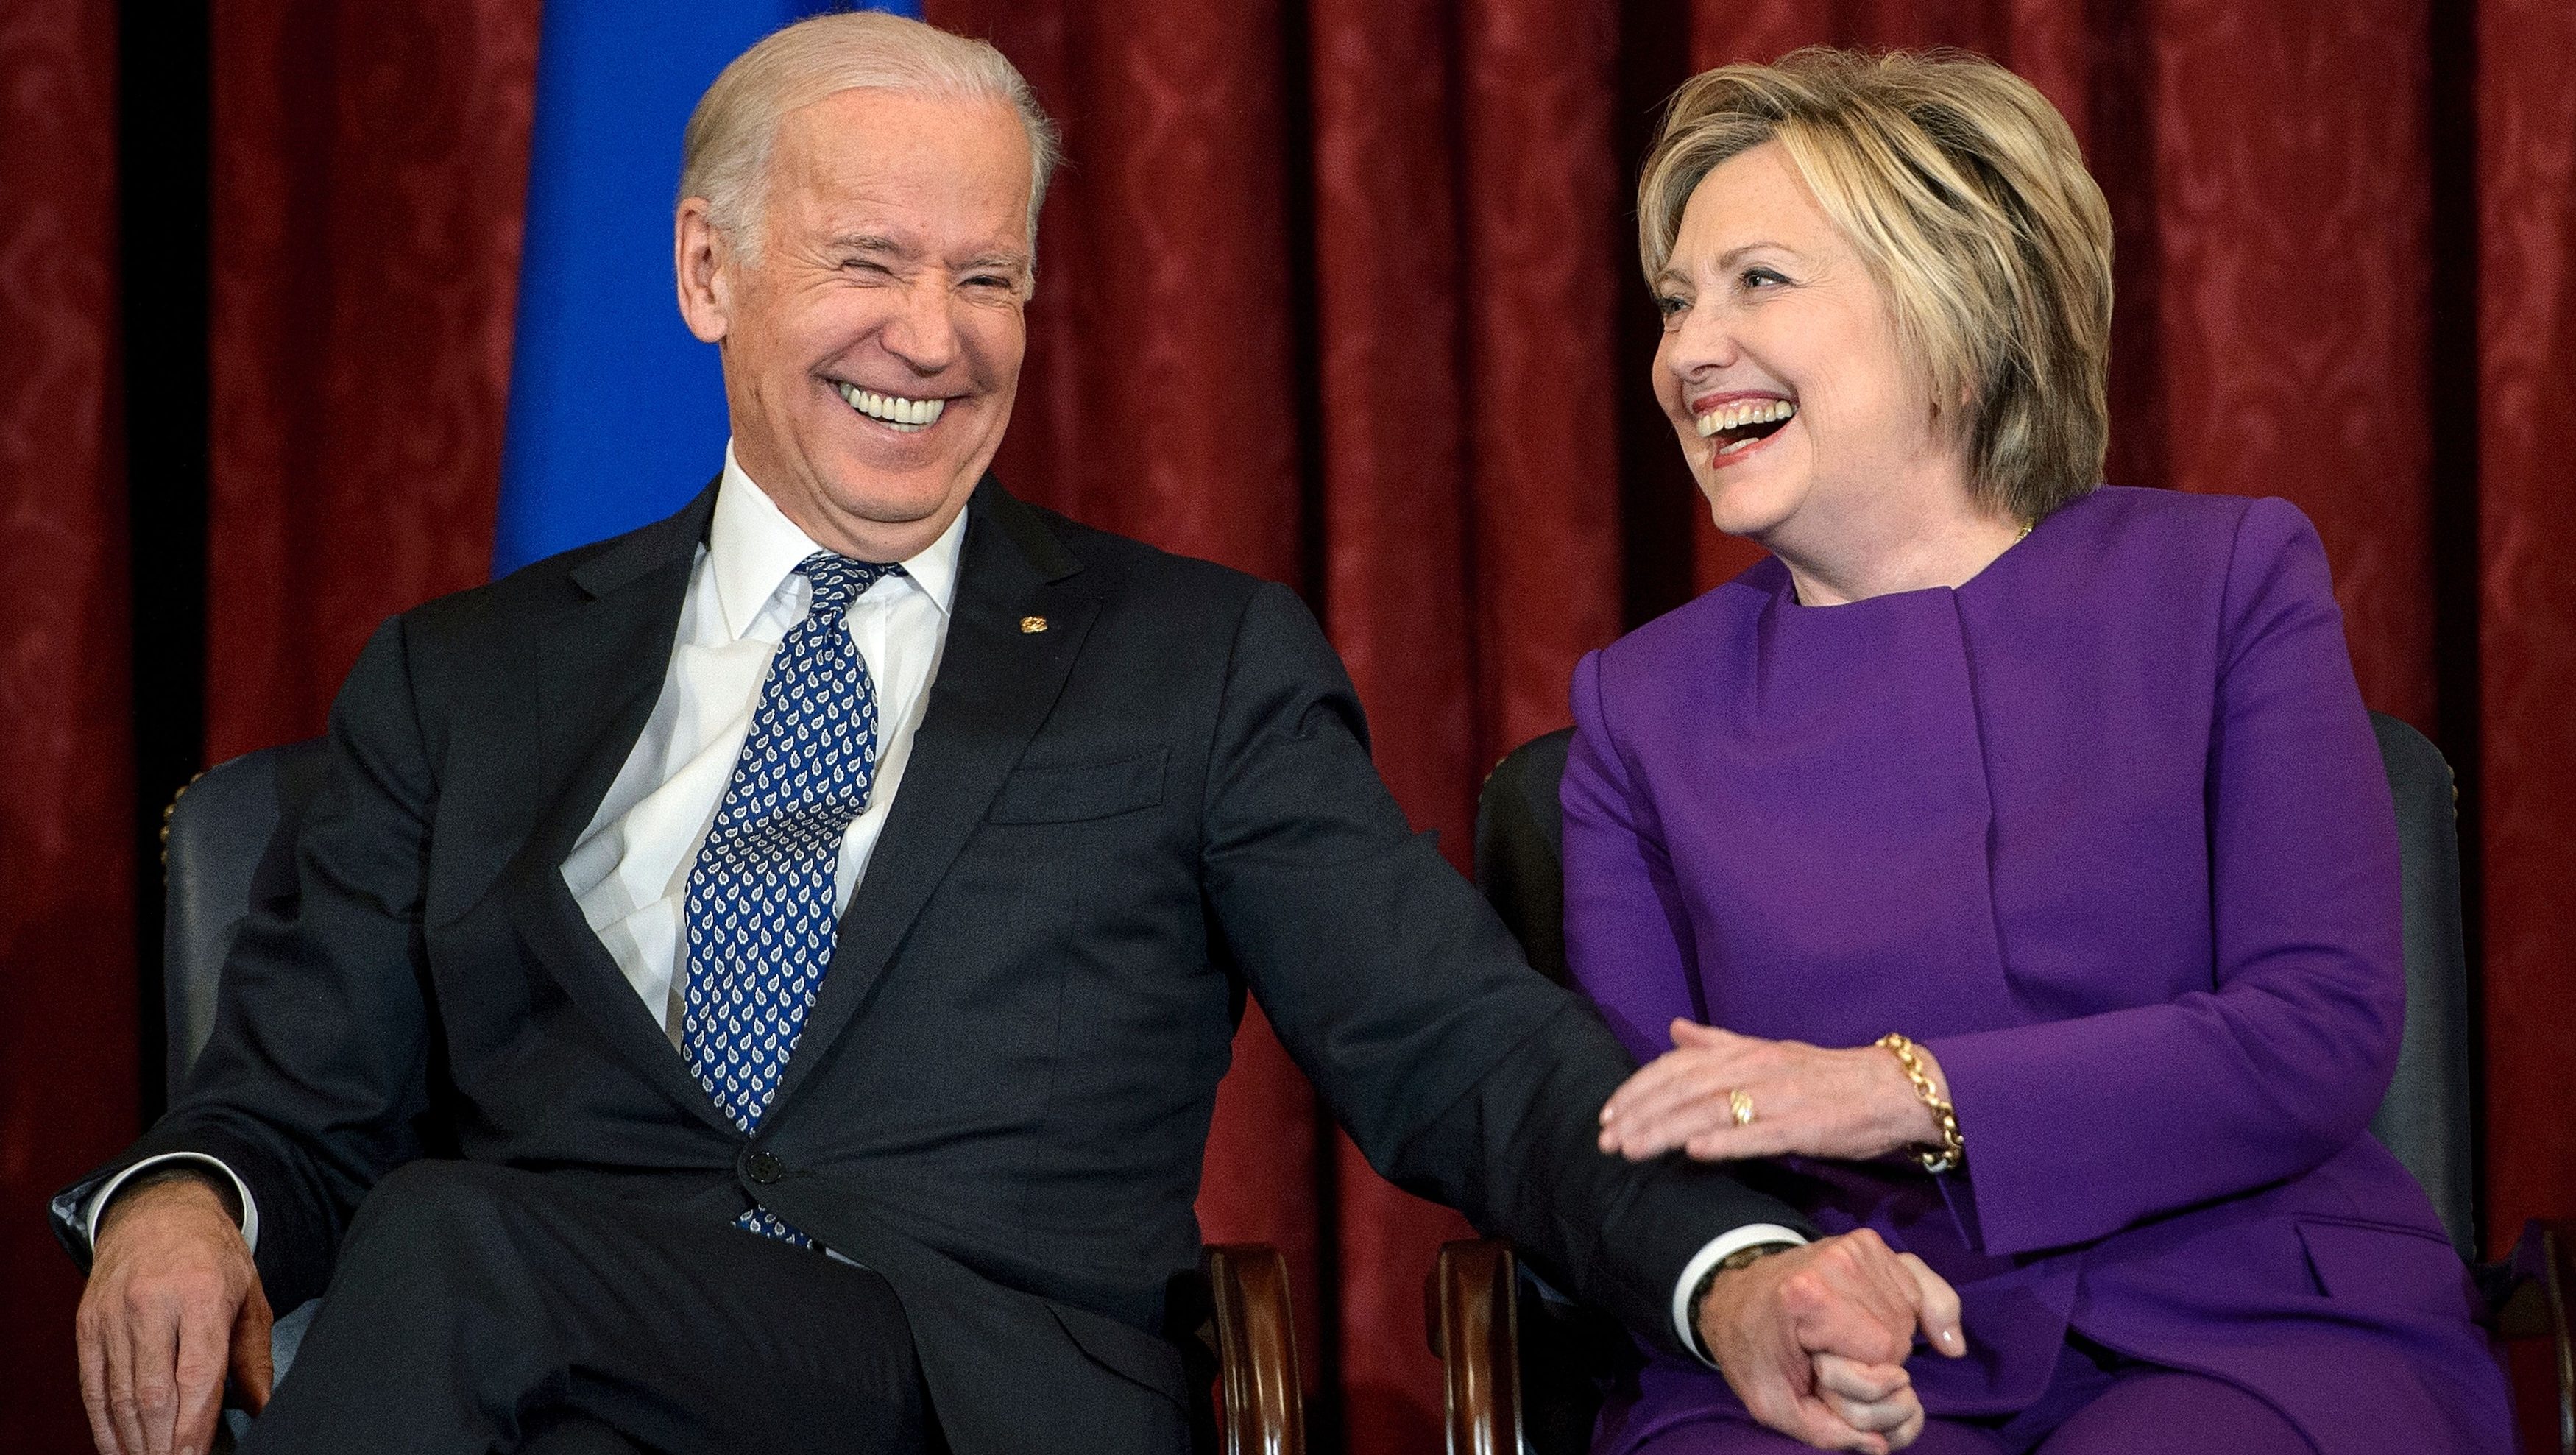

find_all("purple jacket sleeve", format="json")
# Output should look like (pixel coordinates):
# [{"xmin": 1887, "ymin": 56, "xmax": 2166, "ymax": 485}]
[
  {"xmin": 1926, "ymin": 498, "xmax": 2406, "ymax": 1256},
  {"xmin": 1563, "ymin": 649, "xmax": 1705, "ymax": 1066}
]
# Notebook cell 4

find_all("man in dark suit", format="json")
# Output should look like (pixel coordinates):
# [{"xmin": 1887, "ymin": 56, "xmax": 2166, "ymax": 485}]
[{"xmin": 61, "ymin": 15, "xmax": 1958, "ymax": 1455}]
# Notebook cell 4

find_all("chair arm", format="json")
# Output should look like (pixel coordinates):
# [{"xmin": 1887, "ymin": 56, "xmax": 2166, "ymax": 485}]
[
  {"xmin": 2497, "ymin": 1219, "xmax": 2576, "ymax": 1455},
  {"xmin": 1426, "ymin": 1237, "xmax": 1521, "ymax": 1455},
  {"xmin": 1201, "ymin": 1243, "xmax": 1305, "ymax": 1455}
]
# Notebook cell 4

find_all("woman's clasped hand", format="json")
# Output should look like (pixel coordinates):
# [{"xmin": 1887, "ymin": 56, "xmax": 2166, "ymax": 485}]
[{"xmin": 1598, "ymin": 1019, "xmax": 1945, "ymax": 1165}]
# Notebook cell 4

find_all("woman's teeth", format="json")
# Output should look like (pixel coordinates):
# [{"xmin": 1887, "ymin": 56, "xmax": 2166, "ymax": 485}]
[
  {"xmin": 835, "ymin": 382, "xmax": 946, "ymax": 431},
  {"xmin": 1694, "ymin": 397, "xmax": 1797, "ymax": 447}
]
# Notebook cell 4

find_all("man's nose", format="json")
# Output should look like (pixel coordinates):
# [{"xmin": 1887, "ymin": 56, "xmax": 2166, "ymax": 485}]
[{"xmin": 880, "ymin": 280, "xmax": 961, "ymax": 373}]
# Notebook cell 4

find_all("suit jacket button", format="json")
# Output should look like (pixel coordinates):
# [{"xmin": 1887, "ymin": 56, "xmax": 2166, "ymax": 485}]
[{"xmin": 744, "ymin": 1150, "xmax": 786, "ymax": 1185}]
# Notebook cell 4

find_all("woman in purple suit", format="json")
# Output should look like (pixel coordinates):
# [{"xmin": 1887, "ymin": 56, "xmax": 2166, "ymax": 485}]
[{"xmin": 1567, "ymin": 49, "xmax": 2514, "ymax": 1455}]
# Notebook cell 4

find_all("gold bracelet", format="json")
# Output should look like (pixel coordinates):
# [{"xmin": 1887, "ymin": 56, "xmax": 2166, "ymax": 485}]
[{"xmin": 1877, "ymin": 1032, "xmax": 1964, "ymax": 1174}]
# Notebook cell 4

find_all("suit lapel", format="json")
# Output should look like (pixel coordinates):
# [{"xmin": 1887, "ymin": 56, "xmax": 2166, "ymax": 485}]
[
  {"xmin": 769, "ymin": 478, "xmax": 1100, "ymax": 1115},
  {"xmin": 503, "ymin": 481, "xmax": 739, "ymax": 1134}
]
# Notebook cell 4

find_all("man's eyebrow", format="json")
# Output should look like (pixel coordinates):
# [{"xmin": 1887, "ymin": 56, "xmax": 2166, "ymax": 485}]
[{"xmin": 824, "ymin": 234, "xmax": 1027, "ymax": 274}]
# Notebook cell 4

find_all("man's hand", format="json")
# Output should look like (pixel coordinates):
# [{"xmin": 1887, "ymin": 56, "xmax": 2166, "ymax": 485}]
[
  {"xmin": 1693, "ymin": 1231, "xmax": 1964, "ymax": 1453},
  {"xmin": 77, "ymin": 1172, "xmax": 272, "ymax": 1455}
]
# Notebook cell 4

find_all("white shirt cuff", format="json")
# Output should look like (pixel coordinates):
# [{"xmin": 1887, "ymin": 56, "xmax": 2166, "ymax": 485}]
[
  {"xmin": 83, "ymin": 1153, "xmax": 260, "ymax": 1256},
  {"xmin": 1673, "ymin": 1222, "xmax": 1808, "ymax": 1365}
]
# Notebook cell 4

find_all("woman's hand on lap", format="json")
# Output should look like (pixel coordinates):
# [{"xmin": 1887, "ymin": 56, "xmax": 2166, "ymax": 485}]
[
  {"xmin": 1814, "ymin": 1353, "xmax": 1927, "ymax": 1449},
  {"xmin": 1599, "ymin": 1019, "xmax": 1945, "ymax": 1164}
]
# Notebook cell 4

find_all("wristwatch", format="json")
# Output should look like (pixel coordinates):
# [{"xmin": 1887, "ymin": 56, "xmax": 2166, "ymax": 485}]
[{"xmin": 1686, "ymin": 1240, "xmax": 1801, "ymax": 1362}]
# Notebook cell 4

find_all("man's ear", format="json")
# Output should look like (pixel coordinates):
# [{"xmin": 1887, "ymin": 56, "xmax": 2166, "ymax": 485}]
[{"xmin": 674, "ymin": 197, "xmax": 733, "ymax": 344}]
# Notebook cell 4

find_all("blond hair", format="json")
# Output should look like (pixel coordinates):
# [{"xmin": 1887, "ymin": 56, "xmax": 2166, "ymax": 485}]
[
  {"xmin": 1640, "ymin": 49, "xmax": 2113, "ymax": 521},
  {"xmin": 679, "ymin": 13, "xmax": 1061, "ymax": 258}
]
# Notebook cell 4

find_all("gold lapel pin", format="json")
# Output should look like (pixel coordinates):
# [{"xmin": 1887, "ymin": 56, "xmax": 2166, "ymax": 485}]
[{"xmin": 1020, "ymin": 615, "xmax": 1048, "ymax": 634}]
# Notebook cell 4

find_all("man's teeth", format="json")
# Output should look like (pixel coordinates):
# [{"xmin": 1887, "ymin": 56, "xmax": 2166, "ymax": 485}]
[
  {"xmin": 835, "ymin": 382, "xmax": 946, "ymax": 431},
  {"xmin": 1694, "ymin": 398, "xmax": 1797, "ymax": 439}
]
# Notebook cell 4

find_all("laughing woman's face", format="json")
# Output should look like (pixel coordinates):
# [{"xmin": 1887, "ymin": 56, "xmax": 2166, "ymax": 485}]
[{"xmin": 1650, "ymin": 141, "xmax": 1963, "ymax": 556}]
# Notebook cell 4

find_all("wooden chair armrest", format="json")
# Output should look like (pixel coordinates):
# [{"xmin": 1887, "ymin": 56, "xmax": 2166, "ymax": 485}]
[
  {"xmin": 1202, "ymin": 1242, "xmax": 1304, "ymax": 1455},
  {"xmin": 1426, "ymin": 1236, "xmax": 1520, "ymax": 1455},
  {"xmin": 2497, "ymin": 1218, "xmax": 2576, "ymax": 1455}
]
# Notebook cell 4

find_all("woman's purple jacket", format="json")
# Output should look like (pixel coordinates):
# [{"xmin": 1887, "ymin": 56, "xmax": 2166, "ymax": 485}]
[{"xmin": 1563, "ymin": 486, "xmax": 2513, "ymax": 1454}]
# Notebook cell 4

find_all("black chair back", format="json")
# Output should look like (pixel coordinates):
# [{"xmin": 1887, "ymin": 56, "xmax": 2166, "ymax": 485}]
[
  {"xmin": 1473, "ymin": 712, "xmax": 2479, "ymax": 1259},
  {"xmin": 2363, "ymin": 715, "xmax": 2480, "ymax": 1258},
  {"xmin": 162, "ymin": 737, "xmax": 330, "ymax": 1089}
]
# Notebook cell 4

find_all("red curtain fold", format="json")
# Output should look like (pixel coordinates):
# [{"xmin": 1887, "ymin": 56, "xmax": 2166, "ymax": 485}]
[
  {"xmin": 2477, "ymin": 3, "xmax": 2576, "ymax": 1445},
  {"xmin": 1301, "ymin": 0, "xmax": 1485, "ymax": 1431},
  {"xmin": 203, "ymin": 0, "xmax": 538, "ymax": 763},
  {"xmin": 2478, "ymin": 0, "xmax": 2576, "ymax": 1250},
  {"xmin": 0, "ymin": 2, "xmax": 2545, "ymax": 1451},
  {"xmin": 0, "ymin": 3, "xmax": 133, "ymax": 1450}
]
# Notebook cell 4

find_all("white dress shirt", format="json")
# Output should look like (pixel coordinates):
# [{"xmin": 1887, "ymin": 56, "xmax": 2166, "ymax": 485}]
[
  {"xmin": 560, "ymin": 443, "xmax": 963, "ymax": 1044},
  {"xmin": 93, "ymin": 444, "xmax": 1768, "ymax": 1359}
]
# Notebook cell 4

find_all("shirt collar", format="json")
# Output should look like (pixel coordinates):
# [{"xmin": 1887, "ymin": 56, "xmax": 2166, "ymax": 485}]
[{"xmin": 710, "ymin": 440, "xmax": 967, "ymax": 641}]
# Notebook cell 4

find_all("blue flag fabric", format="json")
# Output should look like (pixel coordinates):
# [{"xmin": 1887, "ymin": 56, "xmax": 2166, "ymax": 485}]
[{"xmin": 493, "ymin": 0, "xmax": 926, "ymax": 576}]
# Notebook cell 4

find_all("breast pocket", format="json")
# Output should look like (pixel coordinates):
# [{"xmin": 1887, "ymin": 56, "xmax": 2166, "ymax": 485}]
[{"xmin": 987, "ymin": 749, "xmax": 1169, "ymax": 824}]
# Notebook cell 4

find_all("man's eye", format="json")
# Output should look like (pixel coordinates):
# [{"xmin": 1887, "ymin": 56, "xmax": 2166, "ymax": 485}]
[{"xmin": 842, "ymin": 258, "xmax": 891, "ymax": 275}]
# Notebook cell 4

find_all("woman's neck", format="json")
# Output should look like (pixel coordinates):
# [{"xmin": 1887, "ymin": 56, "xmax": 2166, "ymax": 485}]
[{"xmin": 1771, "ymin": 486, "xmax": 2028, "ymax": 607}]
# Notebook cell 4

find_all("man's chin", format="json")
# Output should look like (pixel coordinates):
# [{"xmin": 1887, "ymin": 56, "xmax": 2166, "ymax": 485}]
[
  {"xmin": 822, "ymin": 433, "xmax": 988, "ymax": 500},
  {"xmin": 813, "ymin": 466, "xmax": 980, "ymax": 529}
]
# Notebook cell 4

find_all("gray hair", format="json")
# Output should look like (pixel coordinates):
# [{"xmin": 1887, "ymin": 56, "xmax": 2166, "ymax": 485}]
[{"xmin": 679, "ymin": 12, "xmax": 1061, "ymax": 259}]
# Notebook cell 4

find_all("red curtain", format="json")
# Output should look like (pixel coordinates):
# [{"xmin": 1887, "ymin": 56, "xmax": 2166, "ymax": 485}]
[
  {"xmin": 2477, "ymin": 1, "xmax": 2576, "ymax": 1437},
  {"xmin": 0, "ymin": 3, "xmax": 132, "ymax": 1450},
  {"xmin": 5, "ymin": 1, "xmax": 2571, "ymax": 1450},
  {"xmin": 202, "ymin": 0, "xmax": 537, "ymax": 764}
]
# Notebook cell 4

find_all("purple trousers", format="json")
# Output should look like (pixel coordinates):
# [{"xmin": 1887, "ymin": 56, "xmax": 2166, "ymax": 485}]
[{"xmin": 1627, "ymin": 1339, "xmax": 2314, "ymax": 1455}]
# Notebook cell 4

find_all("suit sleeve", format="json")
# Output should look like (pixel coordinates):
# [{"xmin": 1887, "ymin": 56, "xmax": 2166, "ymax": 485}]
[
  {"xmin": 52, "ymin": 617, "xmax": 439, "ymax": 1310},
  {"xmin": 1925, "ymin": 498, "xmax": 2407, "ymax": 1256},
  {"xmin": 1196, "ymin": 582, "xmax": 1811, "ymax": 1356}
]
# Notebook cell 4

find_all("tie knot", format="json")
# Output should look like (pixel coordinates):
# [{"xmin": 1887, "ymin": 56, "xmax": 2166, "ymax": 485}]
[{"xmin": 796, "ymin": 552, "xmax": 902, "ymax": 623}]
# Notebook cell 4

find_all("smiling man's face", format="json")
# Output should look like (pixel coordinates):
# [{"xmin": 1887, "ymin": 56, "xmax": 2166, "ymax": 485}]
[{"xmin": 677, "ymin": 87, "xmax": 1033, "ymax": 561}]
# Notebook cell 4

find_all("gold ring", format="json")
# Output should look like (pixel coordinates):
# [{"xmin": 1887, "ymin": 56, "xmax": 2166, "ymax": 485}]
[{"xmin": 1728, "ymin": 1088, "xmax": 1757, "ymax": 1127}]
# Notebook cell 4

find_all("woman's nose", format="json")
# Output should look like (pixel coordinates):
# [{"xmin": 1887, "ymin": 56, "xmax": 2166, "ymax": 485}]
[{"xmin": 1665, "ymin": 301, "xmax": 1741, "ymax": 375}]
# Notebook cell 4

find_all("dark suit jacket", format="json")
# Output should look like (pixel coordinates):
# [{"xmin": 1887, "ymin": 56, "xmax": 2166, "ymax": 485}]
[{"xmin": 61, "ymin": 477, "xmax": 1807, "ymax": 1453}]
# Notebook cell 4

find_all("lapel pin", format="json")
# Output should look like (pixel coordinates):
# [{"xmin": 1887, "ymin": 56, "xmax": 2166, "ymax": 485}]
[{"xmin": 1020, "ymin": 615, "xmax": 1048, "ymax": 634}]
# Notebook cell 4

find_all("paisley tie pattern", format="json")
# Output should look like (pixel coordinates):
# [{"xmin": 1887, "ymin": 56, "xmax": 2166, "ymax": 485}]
[{"xmin": 683, "ymin": 552, "xmax": 901, "ymax": 1244}]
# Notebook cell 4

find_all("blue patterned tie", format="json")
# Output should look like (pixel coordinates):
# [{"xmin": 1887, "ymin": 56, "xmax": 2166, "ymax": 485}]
[{"xmin": 683, "ymin": 551, "xmax": 901, "ymax": 1244}]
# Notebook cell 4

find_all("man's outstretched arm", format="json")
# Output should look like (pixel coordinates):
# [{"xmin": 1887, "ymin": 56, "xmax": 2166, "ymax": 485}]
[{"xmin": 1195, "ymin": 583, "xmax": 1958, "ymax": 1448}]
